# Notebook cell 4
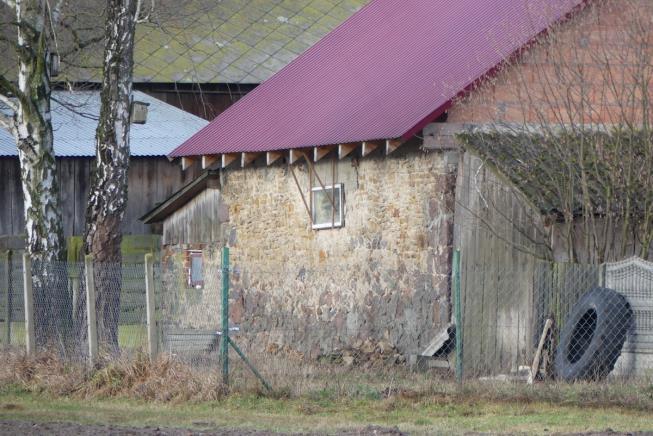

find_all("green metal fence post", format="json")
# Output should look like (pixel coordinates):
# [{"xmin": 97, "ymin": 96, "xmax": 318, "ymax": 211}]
[
  {"xmin": 221, "ymin": 246, "xmax": 230, "ymax": 386},
  {"xmin": 2, "ymin": 251, "xmax": 10, "ymax": 346},
  {"xmin": 453, "ymin": 249, "xmax": 463, "ymax": 384}
]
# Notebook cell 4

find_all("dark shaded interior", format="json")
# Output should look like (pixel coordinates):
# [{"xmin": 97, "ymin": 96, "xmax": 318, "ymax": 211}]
[{"xmin": 567, "ymin": 309, "xmax": 597, "ymax": 363}]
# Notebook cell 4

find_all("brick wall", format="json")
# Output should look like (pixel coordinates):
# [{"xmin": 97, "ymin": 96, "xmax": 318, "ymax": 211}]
[{"xmin": 449, "ymin": 0, "xmax": 653, "ymax": 126}]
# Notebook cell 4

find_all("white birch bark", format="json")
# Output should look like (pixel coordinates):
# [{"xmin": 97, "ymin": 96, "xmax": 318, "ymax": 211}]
[
  {"xmin": 81, "ymin": 0, "xmax": 137, "ymax": 350},
  {"xmin": 0, "ymin": 0, "xmax": 68, "ymax": 346}
]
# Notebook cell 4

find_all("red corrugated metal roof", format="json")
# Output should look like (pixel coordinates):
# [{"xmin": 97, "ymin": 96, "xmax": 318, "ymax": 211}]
[{"xmin": 169, "ymin": 0, "xmax": 584, "ymax": 158}]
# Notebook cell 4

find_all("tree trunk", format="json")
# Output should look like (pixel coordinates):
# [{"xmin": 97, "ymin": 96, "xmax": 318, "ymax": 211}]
[
  {"xmin": 13, "ymin": 1, "xmax": 68, "ymax": 348},
  {"xmin": 81, "ymin": 0, "xmax": 137, "ymax": 352}
]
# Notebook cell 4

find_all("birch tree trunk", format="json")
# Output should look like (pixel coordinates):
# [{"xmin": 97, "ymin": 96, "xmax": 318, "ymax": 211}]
[
  {"xmin": 10, "ymin": 0, "xmax": 68, "ymax": 347},
  {"xmin": 82, "ymin": 0, "xmax": 137, "ymax": 351}
]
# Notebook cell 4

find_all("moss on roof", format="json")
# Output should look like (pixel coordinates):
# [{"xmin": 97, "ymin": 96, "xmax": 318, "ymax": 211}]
[{"xmin": 1, "ymin": 0, "xmax": 367, "ymax": 84}]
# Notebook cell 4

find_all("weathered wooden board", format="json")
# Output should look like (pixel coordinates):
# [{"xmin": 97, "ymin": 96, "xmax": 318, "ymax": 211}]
[
  {"xmin": 0, "ymin": 159, "xmax": 23, "ymax": 236},
  {"xmin": 0, "ymin": 156, "xmax": 200, "ymax": 238},
  {"xmin": 453, "ymin": 151, "xmax": 550, "ymax": 376},
  {"xmin": 162, "ymin": 188, "xmax": 228, "ymax": 245}
]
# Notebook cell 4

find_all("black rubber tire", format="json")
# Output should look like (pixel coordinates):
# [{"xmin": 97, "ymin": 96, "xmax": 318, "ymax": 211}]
[{"xmin": 554, "ymin": 287, "xmax": 632, "ymax": 382}]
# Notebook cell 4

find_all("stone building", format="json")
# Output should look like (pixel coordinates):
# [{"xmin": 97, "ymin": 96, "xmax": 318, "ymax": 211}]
[{"xmin": 143, "ymin": 0, "xmax": 652, "ymax": 365}]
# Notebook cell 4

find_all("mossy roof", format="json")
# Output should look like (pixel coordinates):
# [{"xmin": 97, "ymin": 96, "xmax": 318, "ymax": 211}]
[{"xmin": 0, "ymin": 0, "xmax": 367, "ymax": 84}]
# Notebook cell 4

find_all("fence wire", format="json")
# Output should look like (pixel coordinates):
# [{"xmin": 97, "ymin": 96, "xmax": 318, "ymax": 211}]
[
  {"xmin": 1, "ymin": 249, "xmax": 651, "ymax": 388},
  {"xmin": 156, "ymin": 257, "xmax": 223, "ymax": 366},
  {"xmin": 1, "ymin": 256, "xmax": 148, "ymax": 359},
  {"xmin": 460, "ymin": 258, "xmax": 651, "ymax": 382}
]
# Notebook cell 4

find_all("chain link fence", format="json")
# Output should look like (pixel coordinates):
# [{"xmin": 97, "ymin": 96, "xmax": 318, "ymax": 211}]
[
  {"xmin": 1, "ymin": 248, "xmax": 651, "ymax": 391},
  {"xmin": 156, "ymin": 256, "xmax": 222, "ymax": 366},
  {"xmin": 0, "ymin": 254, "xmax": 147, "ymax": 359},
  {"xmin": 458, "ymin": 255, "xmax": 652, "ymax": 382}
]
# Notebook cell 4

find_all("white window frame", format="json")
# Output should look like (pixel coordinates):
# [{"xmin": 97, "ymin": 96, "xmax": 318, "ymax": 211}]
[{"xmin": 311, "ymin": 183, "xmax": 344, "ymax": 230}]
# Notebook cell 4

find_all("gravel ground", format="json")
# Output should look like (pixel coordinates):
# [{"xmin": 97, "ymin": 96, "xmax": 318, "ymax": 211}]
[
  {"xmin": 0, "ymin": 421, "xmax": 406, "ymax": 435},
  {"xmin": 0, "ymin": 421, "xmax": 649, "ymax": 435}
]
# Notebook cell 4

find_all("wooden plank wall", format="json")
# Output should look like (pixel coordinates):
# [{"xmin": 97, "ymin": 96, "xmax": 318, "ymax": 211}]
[
  {"xmin": 0, "ymin": 159, "xmax": 23, "ymax": 236},
  {"xmin": 453, "ymin": 151, "xmax": 551, "ymax": 376},
  {"xmin": 162, "ymin": 188, "xmax": 227, "ymax": 246},
  {"xmin": 0, "ymin": 157, "xmax": 200, "ymax": 238}
]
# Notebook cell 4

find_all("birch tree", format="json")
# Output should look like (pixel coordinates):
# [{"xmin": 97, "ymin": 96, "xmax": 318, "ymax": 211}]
[
  {"xmin": 82, "ymin": 0, "xmax": 139, "ymax": 350},
  {"xmin": 0, "ymin": 0, "xmax": 69, "ymax": 345}
]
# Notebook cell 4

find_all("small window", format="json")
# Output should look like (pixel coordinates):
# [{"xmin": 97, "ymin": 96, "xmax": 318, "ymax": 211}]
[
  {"xmin": 188, "ymin": 250, "xmax": 204, "ymax": 288},
  {"xmin": 311, "ymin": 183, "xmax": 344, "ymax": 229}
]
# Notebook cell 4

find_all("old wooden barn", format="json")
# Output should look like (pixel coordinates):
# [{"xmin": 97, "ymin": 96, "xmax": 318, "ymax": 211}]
[{"xmin": 0, "ymin": 90, "xmax": 206, "ymax": 255}]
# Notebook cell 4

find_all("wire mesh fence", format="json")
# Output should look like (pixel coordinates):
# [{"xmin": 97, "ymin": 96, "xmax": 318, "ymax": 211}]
[
  {"xmin": 458, "ymin": 256, "xmax": 652, "ymax": 382},
  {"xmin": 1, "ymin": 247, "xmax": 651, "ymax": 392},
  {"xmin": 0, "ymin": 255, "xmax": 147, "ymax": 359},
  {"xmin": 156, "ymin": 256, "xmax": 223, "ymax": 366}
]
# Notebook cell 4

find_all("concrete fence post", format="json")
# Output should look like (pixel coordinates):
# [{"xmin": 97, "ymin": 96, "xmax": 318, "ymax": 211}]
[
  {"xmin": 2, "ymin": 251, "xmax": 10, "ymax": 346},
  {"xmin": 144, "ymin": 253, "xmax": 157, "ymax": 360},
  {"xmin": 71, "ymin": 276, "xmax": 80, "ymax": 322},
  {"xmin": 22, "ymin": 253, "xmax": 35, "ymax": 355},
  {"xmin": 84, "ymin": 255, "xmax": 98, "ymax": 363},
  {"xmin": 453, "ymin": 249, "xmax": 463, "ymax": 385},
  {"xmin": 221, "ymin": 246, "xmax": 230, "ymax": 386}
]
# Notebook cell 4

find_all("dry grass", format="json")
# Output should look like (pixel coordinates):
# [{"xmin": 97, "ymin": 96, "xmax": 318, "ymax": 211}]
[
  {"xmin": 1, "ymin": 350, "xmax": 652, "ymax": 434},
  {"xmin": 1, "ymin": 348, "xmax": 652, "ymax": 413},
  {"xmin": 231, "ymin": 352, "xmax": 653, "ymax": 411},
  {"xmin": 0, "ymin": 349, "xmax": 227, "ymax": 402}
]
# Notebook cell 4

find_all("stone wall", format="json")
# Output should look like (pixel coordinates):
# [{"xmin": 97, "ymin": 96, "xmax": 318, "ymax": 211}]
[{"xmin": 160, "ymin": 143, "xmax": 458, "ymax": 358}]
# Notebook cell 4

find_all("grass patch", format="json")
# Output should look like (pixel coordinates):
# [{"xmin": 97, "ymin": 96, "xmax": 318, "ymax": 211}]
[
  {"xmin": 117, "ymin": 324, "xmax": 147, "ymax": 349},
  {"xmin": 0, "ymin": 388, "xmax": 651, "ymax": 434},
  {"xmin": 0, "ymin": 351, "xmax": 651, "ymax": 434},
  {"xmin": 3, "ymin": 322, "xmax": 146, "ymax": 349}
]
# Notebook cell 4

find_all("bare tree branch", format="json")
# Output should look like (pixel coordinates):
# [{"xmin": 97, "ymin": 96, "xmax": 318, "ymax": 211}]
[
  {"xmin": 135, "ymin": 0, "xmax": 154, "ymax": 23},
  {"xmin": 0, "ymin": 0, "xmax": 16, "ymax": 10}
]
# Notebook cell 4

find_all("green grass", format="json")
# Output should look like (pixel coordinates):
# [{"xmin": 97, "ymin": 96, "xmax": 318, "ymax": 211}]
[
  {"xmin": 117, "ymin": 324, "xmax": 147, "ymax": 349},
  {"xmin": 3, "ymin": 322, "xmax": 146, "ymax": 349},
  {"xmin": 0, "ymin": 387, "xmax": 651, "ymax": 434}
]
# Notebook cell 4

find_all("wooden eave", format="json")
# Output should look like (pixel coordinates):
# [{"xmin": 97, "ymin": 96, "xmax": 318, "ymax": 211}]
[
  {"xmin": 140, "ymin": 170, "xmax": 220, "ymax": 224},
  {"xmin": 178, "ymin": 138, "xmax": 405, "ymax": 171}
]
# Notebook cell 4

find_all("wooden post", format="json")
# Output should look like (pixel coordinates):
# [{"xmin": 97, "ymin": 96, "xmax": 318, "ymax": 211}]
[
  {"xmin": 84, "ymin": 255, "xmax": 98, "ymax": 363},
  {"xmin": 2, "ymin": 251, "xmax": 10, "ymax": 346},
  {"xmin": 22, "ymin": 253, "xmax": 35, "ymax": 355},
  {"xmin": 528, "ymin": 318, "xmax": 553, "ymax": 384},
  {"xmin": 144, "ymin": 253, "xmax": 157, "ymax": 360}
]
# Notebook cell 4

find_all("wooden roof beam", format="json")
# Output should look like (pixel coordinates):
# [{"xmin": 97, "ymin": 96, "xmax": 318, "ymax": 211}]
[
  {"xmin": 241, "ymin": 152, "xmax": 259, "ymax": 167},
  {"xmin": 361, "ymin": 141, "xmax": 381, "ymax": 157},
  {"xmin": 313, "ymin": 145, "xmax": 334, "ymax": 162},
  {"xmin": 221, "ymin": 153, "xmax": 239, "ymax": 168},
  {"xmin": 265, "ymin": 151, "xmax": 282, "ymax": 166},
  {"xmin": 338, "ymin": 142, "xmax": 358, "ymax": 160},
  {"xmin": 385, "ymin": 139, "xmax": 403, "ymax": 155},
  {"xmin": 181, "ymin": 156, "xmax": 196, "ymax": 171},
  {"xmin": 289, "ymin": 148, "xmax": 306, "ymax": 164},
  {"xmin": 201, "ymin": 154, "xmax": 219, "ymax": 169}
]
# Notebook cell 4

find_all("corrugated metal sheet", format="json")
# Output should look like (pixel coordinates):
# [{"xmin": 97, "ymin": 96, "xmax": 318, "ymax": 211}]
[
  {"xmin": 0, "ymin": 91, "xmax": 208, "ymax": 157},
  {"xmin": 170, "ymin": 0, "xmax": 583, "ymax": 158}
]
